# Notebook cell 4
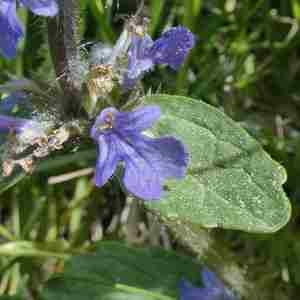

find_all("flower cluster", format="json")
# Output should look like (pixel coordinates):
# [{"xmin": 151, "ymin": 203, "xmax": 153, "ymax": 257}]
[
  {"xmin": 124, "ymin": 26, "xmax": 196, "ymax": 89},
  {"xmin": 88, "ymin": 20, "xmax": 195, "ymax": 200},
  {"xmin": 179, "ymin": 268, "xmax": 238, "ymax": 300},
  {"xmin": 86, "ymin": 22, "xmax": 195, "ymax": 105},
  {"xmin": 0, "ymin": 8, "xmax": 195, "ymax": 201},
  {"xmin": 0, "ymin": 0, "xmax": 58, "ymax": 58}
]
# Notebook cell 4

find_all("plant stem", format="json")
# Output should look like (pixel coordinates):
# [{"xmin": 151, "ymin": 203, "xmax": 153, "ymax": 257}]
[{"xmin": 47, "ymin": 0, "xmax": 83, "ymax": 116}]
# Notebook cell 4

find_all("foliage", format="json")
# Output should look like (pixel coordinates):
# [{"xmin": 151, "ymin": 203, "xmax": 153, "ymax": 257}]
[
  {"xmin": 145, "ymin": 94, "xmax": 290, "ymax": 233},
  {"xmin": 0, "ymin": 1, "xmax": 299, "ymax": 300},
  {"xmin": 43, "ymin": 241, "xmax": 201, "ymax": 300}
]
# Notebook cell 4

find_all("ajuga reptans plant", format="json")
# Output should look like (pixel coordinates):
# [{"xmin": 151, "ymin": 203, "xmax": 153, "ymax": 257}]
[{"xmin": 0, "ymin": 8, "xmax": 195, "ymax": 202}]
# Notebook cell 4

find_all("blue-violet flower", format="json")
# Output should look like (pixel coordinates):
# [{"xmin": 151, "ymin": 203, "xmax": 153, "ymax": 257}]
[
  {"xmin": 124, "ymin": 26, "xmax": 195, "ymax": 88},
  {"xmin": 179, "ymin": 268, "xmax": 238, "ymax": 300},
  {"xmin": 90, "ymin": 105, "xmax": 188, "ymax": 200},
  {"xmin": 0, "ymin": 0, "xmax": 58, "ymax": 58}
]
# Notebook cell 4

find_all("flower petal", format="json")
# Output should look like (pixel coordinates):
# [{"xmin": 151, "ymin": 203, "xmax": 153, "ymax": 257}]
[
  {"xmin": 20, "ymin": 0, "xmax": 58, "ymax": 16},
  {"xmin": 94, "ymin": 134, "xmax": 120, "ymax": 187},
  {"xmin": 0, "ymin": 115, "xmax": 29, "ymax": 132},
  {"xmin": 201, "ymin": 268, "xmax": 238, "ymax": 300},
  {"xmin": 201, "ymin": 268, "xmax": 224, "ymax": 289},
  {"xmin": 122, "ymin": 138, "xmax": 162, "ymax": 200},
  {"xmin": 179, "ymin": 279, "xmax": 223, "ymax": 300},
  {"xmin": 123, "ymin": 34, "xmax": 154, "ymax": 89},
  {"xmin": 126, "ymin": 34, "xmax": 154, "ymax": 79},
  {"xmin": 115, "ymin": 105, "xmax": 161, "ymax": 133},
  {"xmin": 135, "ymin": 135, "xmax": 188, "ymax": 179},
  {"xmin": 122, "ymin": 134, "xmax": 188, "ymax": 200},
  {"xmin": 0, "ymin": 0, "xmax": 23, "ymax": 58},
  {"xmin": 150, "ymin": 26, "xmax": 195, "ymax": 69}
]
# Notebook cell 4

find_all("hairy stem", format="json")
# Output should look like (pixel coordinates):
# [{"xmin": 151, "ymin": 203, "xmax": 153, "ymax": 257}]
[{"xmin": 47, "ymin": 0, "xmax": 83, "ymax": 116}]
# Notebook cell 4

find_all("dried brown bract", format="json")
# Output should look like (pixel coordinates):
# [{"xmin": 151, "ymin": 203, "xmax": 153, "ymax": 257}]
[
  {"xmin": 86, "ymin": 64, "xmax": 115, "ymax": 102},
  {"xmin": 2, "ymin": 124, "xmax": 73, "ymax": 177}
]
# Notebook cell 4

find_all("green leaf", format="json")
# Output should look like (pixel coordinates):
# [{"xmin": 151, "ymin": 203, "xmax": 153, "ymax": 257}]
[
  {"xmin": 144, "ymin": 94, "xmax": 291, "ymax": 233},
  {"xmin": 42, "ymin": 241, "xmax": 201, "ymax": 300},
  {"xmin": 149, "ymin": 0, "xmax": 165, "ymax": 35},
  {"xmin": 89, "ymin": 0, "xmax": 115, "ymax": 42}
]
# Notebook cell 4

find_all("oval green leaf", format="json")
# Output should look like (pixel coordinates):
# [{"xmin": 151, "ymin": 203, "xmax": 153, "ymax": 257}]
[
  {"xmin": 144, "ymin": 94, "xmax": 291, "ymax": 233},
  {"xmin": 42, "ymin": 241, "xmax": 202, "ymax": 300}
]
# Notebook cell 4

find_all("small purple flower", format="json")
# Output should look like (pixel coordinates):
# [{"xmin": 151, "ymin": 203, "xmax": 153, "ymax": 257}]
[
  {"xmin": 179, "ymin": 268, "xmax": 238, "ymax": 300},
  {"xmin": 90, "ymin": 105, "xmax": 188, "ymax": 200},
  {"xmin": 0, "ymin": 0, "xmax": 58, "ymax": 58},
  {"xmin": 124, "ymin": 26, "xmax": 195, "ymax": 89}
]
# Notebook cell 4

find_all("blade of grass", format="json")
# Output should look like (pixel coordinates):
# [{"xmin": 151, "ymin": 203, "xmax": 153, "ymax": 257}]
[
  {"xmin": 89, "ymin": 0, "xmax": 115, "ymax": 42},
  {"xmin": 149, "ymin": 0, "xmax": 165, "ymax": 35}
]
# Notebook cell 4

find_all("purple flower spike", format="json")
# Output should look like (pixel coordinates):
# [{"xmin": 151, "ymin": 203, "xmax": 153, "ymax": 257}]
[
  {"xmin": 0, "ymin": 0, "xmax": 58, "ymax": 58},
  {"xmin": 91, "ymin": 105, "xmax": 188, "ymax": 200},
  {"xmin": 179, "ymin": 268, "xmax": 238, "ymax": 300},
  {"xmin": 123, "ymin": 26, "xmax": 195, "ymax": 89}
]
